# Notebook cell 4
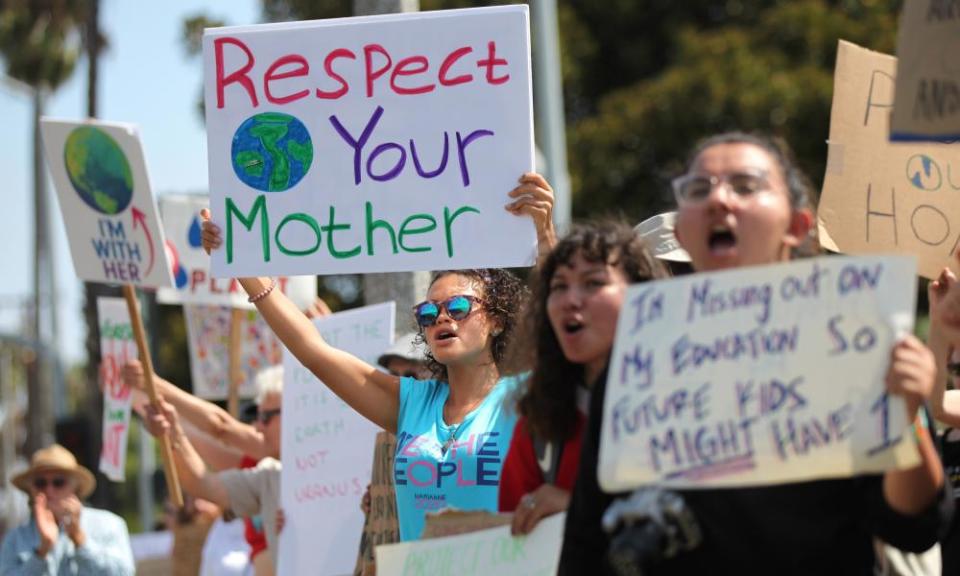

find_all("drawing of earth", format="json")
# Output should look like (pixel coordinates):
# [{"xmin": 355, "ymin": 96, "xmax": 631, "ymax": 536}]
[
  {"xmin": 231, "ymin": 112, "xmax": 313, "ymax": 192},
  {"xmin": 63, "ymin": 126, "xmax": 134, "ymax": 215}
]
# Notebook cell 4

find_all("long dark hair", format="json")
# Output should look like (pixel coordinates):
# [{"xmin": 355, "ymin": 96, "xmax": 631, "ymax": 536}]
[
  {"xmin": 414, "ymin": 269, "xmax": 528, "ymax": 382},
  {"xmin": 513, "ymin": 220, "xmax": 668, "ymax": 444}
]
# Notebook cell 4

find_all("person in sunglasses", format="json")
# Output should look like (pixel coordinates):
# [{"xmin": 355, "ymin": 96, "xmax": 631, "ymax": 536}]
[
  {"xmin": 141, "ymin": 366, "xmax": 286, "ymax": 575},
  {"xmin": 500, "ymin": 221, "xmax": 669, "ymax": 536},
  {"xmin": 199, "ymin": 174, "xmax": 553, "ymax": 541},
  {"xmin": 0, "ymin": 444, "xmax": 135, "ymax": 575}
]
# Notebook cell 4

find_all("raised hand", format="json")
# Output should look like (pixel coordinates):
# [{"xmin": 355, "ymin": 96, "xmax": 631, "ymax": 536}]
[
  {"xmin": 199, "ymin": 208, "xmax": 222, "ymax": 255},
  {"xmin": 33, "ymin": 493, "xmax": 59, "ymax": 556},
  {"xmin": 886, "ymin": 334, "xmax": 936, "ymax": 418},
  {"xmin": 507, "ymin": 172, "xmax": 557, "ymax": 255}
]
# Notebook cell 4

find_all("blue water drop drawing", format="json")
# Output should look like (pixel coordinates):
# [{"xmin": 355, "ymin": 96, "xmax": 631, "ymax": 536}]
[
  {"xmin": 175, "ymin": 265, "xmax": 188, "ymax": 289},
  {"xmin": 188, "ymin": 216, "xmax": 203, "ymax": 248}
]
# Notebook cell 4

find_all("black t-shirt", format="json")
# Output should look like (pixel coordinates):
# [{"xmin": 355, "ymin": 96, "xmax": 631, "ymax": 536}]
[{"xmin": 559, "ymin": 370, "xmax": 950, "ymax": 576}]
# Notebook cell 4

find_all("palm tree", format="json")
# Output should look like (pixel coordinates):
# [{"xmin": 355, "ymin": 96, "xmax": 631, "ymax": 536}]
[{"xmin": 0, "ymin": 0, "xmax": 84, "ymax": 456}]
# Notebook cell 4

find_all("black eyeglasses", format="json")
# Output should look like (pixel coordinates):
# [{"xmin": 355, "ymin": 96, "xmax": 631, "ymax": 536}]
[
  {"xmin": 672, "ymin": 170, "xmax": 771, "ymax": 203},
  {"xmin": 257, "ymin": 408, "xmax": 282, "ymax": 425},
  {"xmin": 33, "ymin": 476, "xmax": 68, "ymax": 490},
  {"xmin": 412, "ymin": 295, "xmax": 482, "ymax": 327}
]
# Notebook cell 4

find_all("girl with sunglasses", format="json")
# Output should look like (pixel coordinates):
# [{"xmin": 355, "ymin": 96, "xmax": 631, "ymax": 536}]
[
  {"xmin": 559, "ymin": 133, "xmax": 949, "ymax": 575},
  {"xmin": 201, "ymin": 173, "xmax": 553, "ymax": 541},
  {"xmin": 500, "ymin": 221, "xmax": 668, "ymax": 536}
]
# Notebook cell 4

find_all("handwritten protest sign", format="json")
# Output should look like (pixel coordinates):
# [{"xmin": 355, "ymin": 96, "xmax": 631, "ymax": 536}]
[
  {"xmin": 280, "ymin": 302, "xmax": 394, "ymax": 575},
  {"xmin": 97, "ymin": 297, "xmax": 137, "ymax": 481},
  {"xmin": 202, "ymin": 6, "xmax": 535, "ymax": 278},
  {"xmin": 41, "ymin": 119, "xmax": 172, "ymax": 288},
  {"xmin": 375, "ymin": 513, "xmax": 564, "ymax": 576},
  {"xmin": 819, "ymin": 41, "xmax": 960, "ymax": 280},
  {"xmin": 181, "ymin": 305, "xmax": 283, "ymax": 400},
  {"xmin": 890, "ymin": 0, "xmax": 960, "ymax": 141},
  {"xmin": 355, "ymin": 431, "xmax": 400, "ymax": 576},
  {"xmin": 156, "ymin": 194, "xmax": 316, "ymax": 307},
  {"xmin": 598, "ymin": 255, "xmax": 920, "ymax": 491}
]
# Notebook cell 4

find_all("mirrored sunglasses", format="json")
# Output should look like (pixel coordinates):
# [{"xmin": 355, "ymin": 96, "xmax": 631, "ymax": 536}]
[{"xmin": 412, "ymin": 295, "xmax": 482, "ymax": 327}]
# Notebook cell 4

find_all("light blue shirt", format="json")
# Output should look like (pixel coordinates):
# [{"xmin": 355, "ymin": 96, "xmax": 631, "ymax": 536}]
[
  {"xmin": 0, "ymin": 506, "xmax": 134, "ymax": 576},
  {"xmin": 393, "ymin": 375, "xmax": 522, "ymax": 541}
]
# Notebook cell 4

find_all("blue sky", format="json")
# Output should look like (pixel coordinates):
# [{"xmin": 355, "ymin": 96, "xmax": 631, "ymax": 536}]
[{"xmin": 0, "ymin": 0, "xmax": 260, "ymax": 364}]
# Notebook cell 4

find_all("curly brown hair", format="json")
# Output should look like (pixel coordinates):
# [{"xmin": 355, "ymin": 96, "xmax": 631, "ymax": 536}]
[
  {"xmin": 512, "ymin": 220, "xmax": 669, "ymax": 444},
  {"xmin": 413, "ymin": 269, "xmax": 528, "ymax": 382}
]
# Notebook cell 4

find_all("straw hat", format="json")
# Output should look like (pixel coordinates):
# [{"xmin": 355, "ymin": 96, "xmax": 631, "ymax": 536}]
[
  {"xmin": 634, "ymin": 211, "xmax": 691, "ymax": 263},
  {"xmin": 12, "ymin": 444, "xmax": 96, "ymax": 499}
]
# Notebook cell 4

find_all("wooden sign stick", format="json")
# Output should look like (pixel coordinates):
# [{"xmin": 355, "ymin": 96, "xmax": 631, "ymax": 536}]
[
  {"xmin": 122, "ymin": 284, "xmax": 184, "ymax": 508},
  {"xmin": 227, "ymin": 308, "xmax": 244, "ymax": 418}
]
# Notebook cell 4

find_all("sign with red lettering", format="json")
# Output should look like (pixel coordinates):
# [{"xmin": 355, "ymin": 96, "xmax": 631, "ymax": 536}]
[
  {"xmin": 202, "ymin": 6, "xmax": 536, "ymax": 277},
  {"xmin": 819, "ymin": 41, "xmax": 960, "ymax": 279},
  {"xmin": 97, "ymin": 297, "xmax": 137, "ymax": 481},
  {"xmin": 41, "ymin": 119, "xmax": 174, "ymax": 288},
  {"xmin": 280, "ymin": 302, "xmax": 394, "ymax": 575},
  {"xmin": 890, "ymin": 0, "xmax": 960, "ymax": 141},
  {"xmin": 157, "ymin": 194, "xmax": 316, "ymax": 307}
]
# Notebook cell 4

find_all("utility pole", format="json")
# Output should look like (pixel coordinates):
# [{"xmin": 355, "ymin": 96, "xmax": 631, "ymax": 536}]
[
  {"xmin": 354, "ymin": 0, "xmax": 431, "ymax": 338},
  {"xmin": 532, "ymin": 0, "xmax": 571, "ymax": 233}
]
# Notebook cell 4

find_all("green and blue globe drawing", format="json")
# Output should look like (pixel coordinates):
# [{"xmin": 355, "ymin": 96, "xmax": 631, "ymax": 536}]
[
  {"xmin": 231, "ymin": 112, "xmax": 313, "ymax": 192},
  {"xmin": 64, "ymin": 126, "xmax": 134, "ymax": 215}
]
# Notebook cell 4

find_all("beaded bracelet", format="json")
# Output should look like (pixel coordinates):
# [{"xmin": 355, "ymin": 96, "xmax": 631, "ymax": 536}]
[{"xmin": 248, "ymin": 278, "xmax": 277, "ymax": 303}]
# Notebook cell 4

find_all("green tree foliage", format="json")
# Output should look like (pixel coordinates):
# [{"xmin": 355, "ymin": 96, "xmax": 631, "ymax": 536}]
[{"xmin": 0, "ymin": 0, "xmax": 84, "ymax": 90}]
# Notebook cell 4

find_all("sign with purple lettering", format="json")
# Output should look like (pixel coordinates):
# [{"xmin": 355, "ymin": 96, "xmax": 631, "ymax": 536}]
[
  {"xmin": 157, "ymin": 194, "xmax": 316, "ymax": 307},
  {"xmin": 598, "ymin": 255, "xmax": 921, "ymax": 490},
  {"xmin": 41, "ymin": 119, "xmax": 173, "ymax": 288},
  {"xmin": 280, "ymin": 302, "xmax": 394, "ymax": 575},
  {"xmin": 890, "ymin": 0, "xmax": 960, "ymax": 141},
  {"xmin": 202, "ymin": 6, "xmax": 536, "ymax": 277},
  {"xmin": 819, "ymin": 41, "xmax": 960, "ymax": 280}
]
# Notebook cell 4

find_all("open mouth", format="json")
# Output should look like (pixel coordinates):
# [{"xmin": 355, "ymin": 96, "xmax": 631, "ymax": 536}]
[
  {"xmin": 563, "ymin": 320, "xmax": 584, "ymax": 334},
  {"xmin": 708, "ymin": 225, "xmax": 737, "ymax": 252},
  {"xmin": 436, "ymin": 329, "xmax": 457, "ymax": 341}
]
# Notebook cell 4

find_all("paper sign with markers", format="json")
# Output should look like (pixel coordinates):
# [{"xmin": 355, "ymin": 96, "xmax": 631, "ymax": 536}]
[
  {"xmin": 279, "ymin": 302, "xmax": 394, "ymax": 576},
  {"xmin": 818, "ymin": 41, "xmax": 960, "ymax": 280},
  {"xmin": 202, "ymin": 6, "xmax": 536, "ymax": 278},
  {"xmin": 375, "ymin": 513, "xmax": 564, "ymax": 576},
  {"xmin": 97, "ymin": 297, "xmax": 137, "ymax": 482},
  {"xmin": 157, "ymin": 194, "xmax": 316, "ymax": 307},
  {"xmin": 890, "ymin": 0, "xmax": 960, "ymax": 141},
  {"xmin": 598, "ymin": 255, "xmax": 920, "ymax": 491},
  {"xmin": 41, "ymin": 119, "xmax": 173, "ymax": 288}
]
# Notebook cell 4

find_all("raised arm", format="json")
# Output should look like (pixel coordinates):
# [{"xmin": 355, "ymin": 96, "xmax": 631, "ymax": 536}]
[
  {"xmin": 507, "ymin": 172, "xmax": 557, "ymax": 266},
  {"xmin": 200, "ymin": 209, "xmax": 401, "ymax": 433},
  {"xmin": 123, "ymin": 360, "xmax": 270, "ymax": 460},
  {"xmin": 142, "ymin": 400, "xmax": 232, "ymax": 510}
]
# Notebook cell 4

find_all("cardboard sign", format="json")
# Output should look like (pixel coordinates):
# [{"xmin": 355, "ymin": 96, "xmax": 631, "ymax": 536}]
[
  {"xmin": 156, "ymin": 194, "xmax": 316, "ymax": 307},
  {"xmin": 182, "ymin": 305, "xmax": 286, "ymax": 400},
  {"xmin": 818, "ymin": 41, "xmax": 960, "ymax": 280},
  {"xmin": 354, "ymin": 431, "xmax": 400, "ymax": 576},
  {"xmin": 598, "ymin": 255, "xmax": 920, "ymax": 491},
  {"xmin": 890, "ymin": 0, "xmax": 960, "ymax": 141},
  {"xmin": 41, "ymin": 119, "xmax": 173, "ymax": 288},
  {"xmin": 97, "ymin": 297, "xmax": 137, "ymax": 481},
  {"xmin": 375, "ymin": 513, "xmax": 564, "ymax": 576},
  {"xmin": 202, "ymin": 6, "xmax": 536, "ymax": 278},
  {"xmin": 280, "ymin": 302, "xmax": 394, "ymax": 575}
]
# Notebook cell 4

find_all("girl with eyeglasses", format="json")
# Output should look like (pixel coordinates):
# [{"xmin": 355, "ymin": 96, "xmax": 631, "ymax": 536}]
[
  {"xmin": 499, "ymin": 221, "xmax": 668, "ymax": 536},
  {"xmin": 559, "ymin": 133, "xmax": 949, "ymax": 575},
  {"xmin": 201, "ymin": 173, "xmax": 555, "ymax": 541}
]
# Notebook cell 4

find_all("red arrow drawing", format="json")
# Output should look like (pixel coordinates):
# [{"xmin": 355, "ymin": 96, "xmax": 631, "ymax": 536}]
[{"xmin": 131, "ymin": 206, "xmax": 156, "ymax": 277}]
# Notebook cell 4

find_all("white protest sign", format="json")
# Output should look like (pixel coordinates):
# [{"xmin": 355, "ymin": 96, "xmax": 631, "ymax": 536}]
[
  {"xmin": 41, "ymin": 119, "xmax": 173, "ymax": 288},
  {"xmin": 97, "ymin": 297, "xmax": 137, "ymax": 481},
  {"xmin": 598, "ymin": 255, "xmax": 920, "ymax": 491},
  {"xmin": 182, "ymin": 305, "xmax": 285, "ymax": 400},
  {"xmin": 280, "ymin": 302, "xmax": 394, "ymax": 575},
  {"xmin": 890, "ymin": 0, "xmax": 960, "ymax": 141},
  {"xmin": 818, "ymin": 41, "xmax": 960, "ymax": 280},
  {"xmin": 375, "ymin": 512, "xmax": 564, "ymax": 576},
  {"xmin": 156, "ymin": 194, "xmax": 316, "ymax": 307},
  {"xmin": 202, "ymin": 6, "xmax": 535, "ymax": 278}
]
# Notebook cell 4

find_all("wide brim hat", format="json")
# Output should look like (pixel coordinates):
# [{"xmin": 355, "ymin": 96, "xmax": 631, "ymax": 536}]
[
  {"xmin": 12, "ymin": 444, "xmax": 96, "ymax": 499},
  {"xmin": 377, "ymin": 331, "xmax": 428, "ymax": 369},
  {"xmin": 634, "ymin": 211, "xmax": 691, "ymax": 263}
]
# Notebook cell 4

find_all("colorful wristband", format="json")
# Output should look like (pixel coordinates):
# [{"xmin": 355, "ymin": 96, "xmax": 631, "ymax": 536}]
[{"xmin": 248, "ymin": 278, "xmax": 277, "ymax": 303}]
